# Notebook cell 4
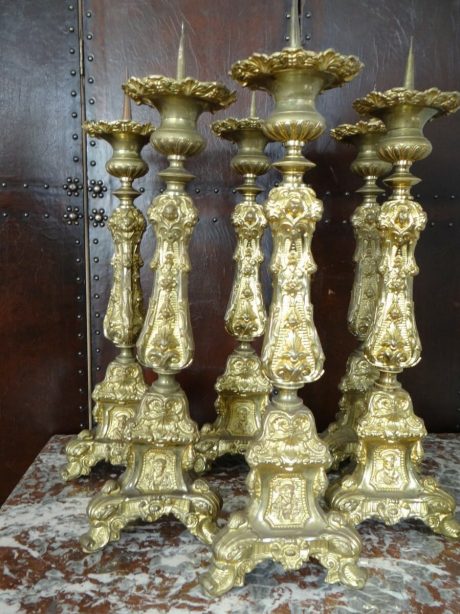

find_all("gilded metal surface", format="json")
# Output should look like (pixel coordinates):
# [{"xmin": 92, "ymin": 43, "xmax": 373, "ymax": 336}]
[
  {"xmin": 231, "ymin": 48, "xmax": 363, "ymax": 91},
  {"xmin": 323, "ymin": 119, "xmax": 391, "ymax": 466},
  {"xmin": 81, "ymin": 44, "xmax": 235, "ymax": 550},
  {"xmin": 124, "ymin": 76, "xmax": 236, "ymax": 112},
  {"xmin": 62, "ymin": 114, "xmax": 153, "ymax": 481},
  {"xmin": 327, "ymin": 55, "xmax": 460, "ymax": 538},
  {"xmin": 195, "ymin": 109, "xmax": 271, "ymax": 471},
  {"xmin": 353, "ymin": 87, "xmax": 460, "ymax": 117},
  {"xmin": 202, "ymin": 3, "xmax": 365, "ymax": 596}
]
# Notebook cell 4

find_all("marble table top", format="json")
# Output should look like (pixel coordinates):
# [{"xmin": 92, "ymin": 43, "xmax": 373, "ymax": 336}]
[{"xmin": 0, "ymin": 434, "xmax": 459, "ymax": 613}]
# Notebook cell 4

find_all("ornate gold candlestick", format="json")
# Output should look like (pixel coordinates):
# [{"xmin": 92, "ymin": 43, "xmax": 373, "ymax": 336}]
[
  {"xmin": 194, "ymin": 94, "xmax": 271, "ymax": 472},
  {"xmin": 62, "ymin": 93, "xmax": 153, "ymax": 481},
  {"xmin": 80, "ymin": 29, "xmax": 236, "ymax": 553},
  {"xmin": 327, "ymin": 45, "xmax": 460, "ymax": 537},
  {"xmin": 201, "ymin": 4, "xmax": 366, "ymax": 596},
  {"xmin": 323, "ymin": 119, "xmax": 391, "ymax": 467}
]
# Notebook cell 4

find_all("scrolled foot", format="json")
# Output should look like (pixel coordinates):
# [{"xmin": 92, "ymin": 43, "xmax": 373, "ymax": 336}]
[
  {"xmin": 339, "ymin": 561, "xmax": 367, "ymax": 589},
  {"xmin": 61, "ymin": 430, "xmax": 96, "ymax": 481},
  {"xmin": 435, "ymin": 516, "xmax": 460, "ymax": 539},
  {"xmin": 200, "ymin": 560, "xmax": 239, "ymax": 597},
  {"xmin": 80, "ymin": 526, "xmax": 110, "ymax": 553}
]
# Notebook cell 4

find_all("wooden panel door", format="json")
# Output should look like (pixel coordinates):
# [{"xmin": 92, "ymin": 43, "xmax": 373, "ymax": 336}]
[{"xmin": 0, "ymin": 0, "xmax": 90, "ymax": 502}]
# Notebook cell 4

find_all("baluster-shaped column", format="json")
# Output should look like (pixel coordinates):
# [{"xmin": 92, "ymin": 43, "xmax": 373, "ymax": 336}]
[
  {"xmin": 201, "ymin": 2, "xmax": 366, "ymax": 597},
  {"xmin": 323, "ymin": 119, "xmax": 391, "ymax": 467},
  {"xmin": 62, "ymin": 94, "xmax": 153, "ymax": 480},
  {"xmin": 80, "ymin": 28, "xmax": 236, "ymax": 553},
  {"xmin": 327, "ymin": 44, "xmax": 460, "ymax": 538},
  {"xmin": 195, "ymin": 95, "xmax": 271, "ymax": 471}
]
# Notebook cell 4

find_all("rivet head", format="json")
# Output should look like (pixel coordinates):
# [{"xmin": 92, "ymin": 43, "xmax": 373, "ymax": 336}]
[
  {"xmin": 63, "ymin": 177, "xmax": 83, "ymax": 196},
  {"xmin": 72, "ymin": 112, "xmax": 78, "ymax": 118},
  {"xmin": 90, "ymin": 207, "xmax": 108, "ymax": 227},
  {"xmin": 89, "ymin": 98, "xmax": 95, "ymax": 105},
  {"xmin": 69, "ymin": 48, "xmax": 75, "ymax": 54},
  {"xmin": 88, "ymin": 55, "xmax": 94, "ymax": 62},
  {"xmin": 70, "ymin": 69, "xmax": 77, "ymax": 76},
  {"xmin": 88, "ymin": 77, "xmax": 94, "ymax": 84},
  {"xmin": 71, "ymin": 90, "xmax": 77, "ymax": 97},
  {"xmin": 90, "ymin": 161, "xmax": 96, "ymax": 166},
  {"xmin": 63, "ymin": 205, "xmax": 83, "ymax": 225}
]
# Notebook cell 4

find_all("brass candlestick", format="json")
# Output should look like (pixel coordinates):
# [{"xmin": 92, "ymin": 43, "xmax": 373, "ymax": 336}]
[
  {"xmin": 80, "ymin": 27, "xmax": 236, "ymax": 553},
  {"xmin": 201, "ymin": 3, "xmax": 366, "ymax": 597},
  {"xmin": 62, "ymin": 92, "xmax": 153, "ymax": 481},
  {"xmin": 194, "ymin": 93, "xmax": 271, "ymax": 472},
  {"xmin": 323, "ymin": 119, "xmax": 391, "ymax": 467},
  {"xmin": 327, "ymin": 44, "xmax": 460, "ymax": 537}
]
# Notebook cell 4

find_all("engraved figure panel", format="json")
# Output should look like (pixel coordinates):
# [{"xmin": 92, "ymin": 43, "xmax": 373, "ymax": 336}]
[
  {"xmin": 265, "ymin": 475, "xmax": 309, "ymax": 528},
  {"xmin": 370, "ymin": 447, "xmax": 408, "ymax": 491},
  {"xmin": 137, "ymin": 450, "xmax": 177, "ymax": 493}
]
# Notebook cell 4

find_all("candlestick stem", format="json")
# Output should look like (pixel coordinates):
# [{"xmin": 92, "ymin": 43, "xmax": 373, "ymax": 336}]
[
  {"xmin": 194, "ymin": 115, "xmax": 271, "ymax": 471},
  {"xmin": 62, "ymin": 114, "xmax": 153, "ymax": 481},
  {"xmin": 80, "ymin": 71, "xmax": 235, "ymax": 553},
  {"xmin": 327, "ymin": 79, "xmax": 460, "ymax": 539},
  {"xmin": 201, "ymin": 30, "xmax": 366, "ymax": 596},
  {"xmin": 323, "ymin": 119, "xmax": 391, "ymax": 467}
]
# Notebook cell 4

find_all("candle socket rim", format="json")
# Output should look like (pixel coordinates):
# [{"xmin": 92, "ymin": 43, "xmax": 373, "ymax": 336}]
[
  {"xmin": 83, "ymin": 119, "xmax": 155, "ymax": 138},
  {"xmin": 354, "ymin": 87, "xmax": 460, "ymax": 118},
  {"xmin": 331, "ymin": 118, "xmax": 386, "ymax": 143},
  {"xmin": 123, "ymin": 75, "xmax": 236, "ymax": 113},
  {"xmin": 231, "ymin": 48, "xmax": 362, "ymax": 92}
]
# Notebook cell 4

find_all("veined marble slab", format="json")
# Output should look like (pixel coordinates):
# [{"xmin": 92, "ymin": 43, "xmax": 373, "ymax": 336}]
[{"xmin": 0, "ymin": 434, "xmax": 459, "ymax": 613}]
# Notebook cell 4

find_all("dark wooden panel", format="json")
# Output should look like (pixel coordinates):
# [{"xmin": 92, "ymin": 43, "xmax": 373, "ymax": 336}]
[
  {"xmin": 82, "ymin": 0, "xmax": 460, "ymax": 434},
  {"xmin": 0, "ymin": 0, "xmax": 88, "ymax": 503}
]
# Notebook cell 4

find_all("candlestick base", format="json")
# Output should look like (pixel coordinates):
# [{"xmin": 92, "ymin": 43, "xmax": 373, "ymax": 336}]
[
  {"xmin": 80, "ymin": 376, "xmax": 221, "ymax": 550},
  {"xmin": 201, "ymin": 399, "xmax": 366, "ymax": 596},
  {"xmin": 323, "ymin": 349, "xmax": 379, "ymax": 469},
  {"xmin": 327, "ymin": 381, "xmax": 460, "ymax": 539},
  {"xmin": 61, "ymin": 359, "xmax": 147, "ymax": 480},
  {"xmin": 194, "ymin": 345, "xmax": 270, "ymax": 472}
]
